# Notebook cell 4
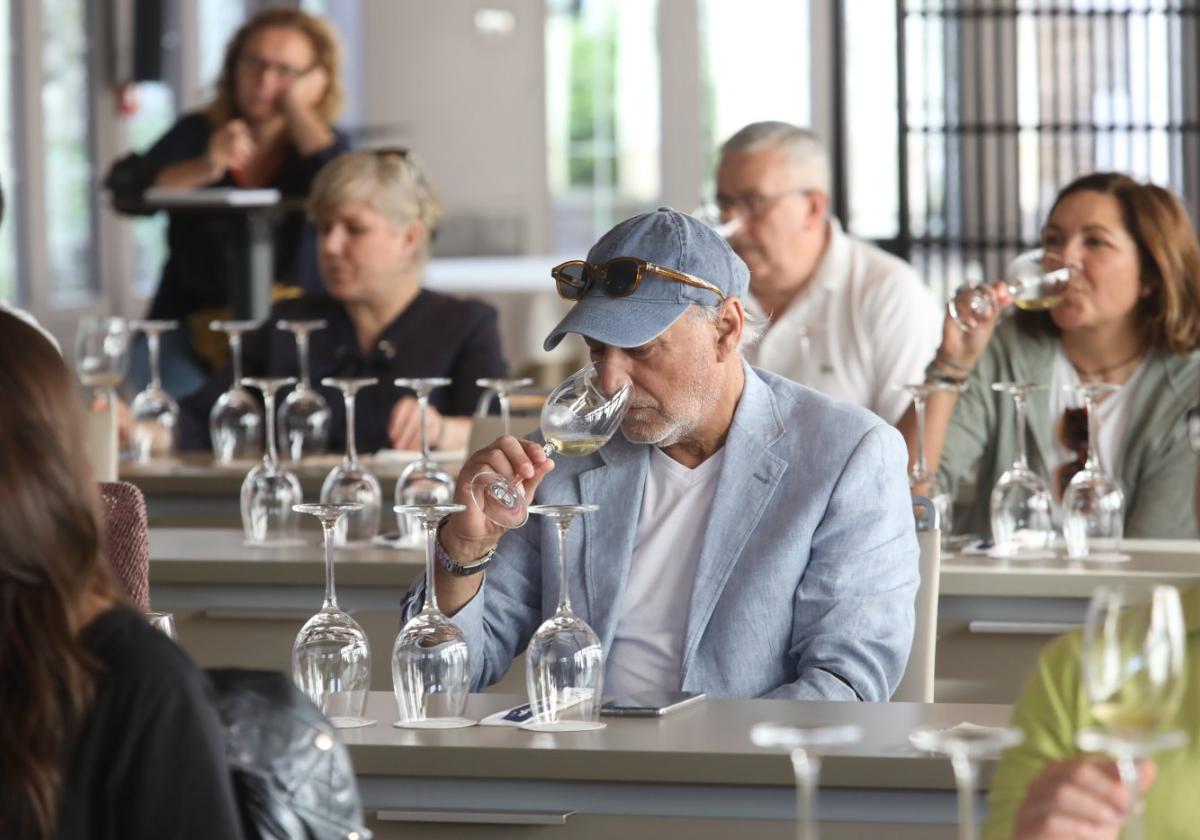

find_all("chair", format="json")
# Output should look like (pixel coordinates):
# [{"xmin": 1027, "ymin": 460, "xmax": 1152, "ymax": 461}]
[
  {"xmin": 99, "ymin": 481, "xmax": 151, "ymax": 610},
  {"xmin": 892, "ymin": 496, "xmax": 941, "ymax": 702}
]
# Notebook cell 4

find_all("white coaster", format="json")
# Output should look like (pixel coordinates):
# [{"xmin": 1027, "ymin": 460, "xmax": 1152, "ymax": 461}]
[
  {"xmin": 330, "ymin": 717, "xmax": 376, "ymax": 729},
  {"xmin": 986, "ymin": 548, "xmax": 1056, "ymax": 562},
  {"xmin": 393, "ymin": 717, "xmax": 477, "ymax": 730},
  {"xmin": 520, "ymin": 720, "xmax": 607, "ymax": 733},
  {"xmin": 1074, "ymin": 552, "xmax": 1132, "ymax": 564}
]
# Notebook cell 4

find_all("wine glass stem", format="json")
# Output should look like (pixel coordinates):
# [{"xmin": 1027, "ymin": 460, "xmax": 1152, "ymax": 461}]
[
  {"xmin": 263, "ymin": 391, "xmax": 279, "ymax": 464},
  {"xmin": 344, "ymin": 391, "xmax": 358, "ymax": 464},
  {"xmin": 790, "ymin": 749, "xmax": 820, "ymax": 840},
  {"xmin": 1012, "ymin": 392, "xmax": 1029, "ymax": 470},
  {"xmin": 423, "ymin": 518, "xmax": 440, "ymax": 613},
  {"xmin": 1082, "ymin": 393, "xmax": 1102, "ymax": 473},
  {"xmin": 418, "ymin": 393, "xmax": 431, "ymax": 459},
  {"xmin": 147, "ymin": 330, "xmax": 163, "ymax": 390},
  {"xmin": 229, "ymin": 332, "xmax": 243, "ymax": 386},
  {"xmin": 951, "ymin": 753, "xmax": 978, "ymax": 840},
  {"xmin": 296, "ymin": 331, "xmax": 312, "ymax": 387},
  {"xmin": 499, "ymin": 391, "xmax": 511, "ymax": 437},
  {"xmin": 555, "ymin": 516, "xmax": 573, "ymax": 612},
  {"xmin": 321, "ymin": 519, "xmax": 338, "ymax": 609},
  {"xmin": 912, "ymin": 395, "xmax": 929, "ymax": 485},
  {"xmin": 1117, "ymin": 754, "xmax": 1144, "ymax": 840}
]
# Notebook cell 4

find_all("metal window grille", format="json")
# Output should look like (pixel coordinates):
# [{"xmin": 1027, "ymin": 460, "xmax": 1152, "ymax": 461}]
[{"xmin": 843, "ymin": 1, "xmax": 1200, "ymax": 297}]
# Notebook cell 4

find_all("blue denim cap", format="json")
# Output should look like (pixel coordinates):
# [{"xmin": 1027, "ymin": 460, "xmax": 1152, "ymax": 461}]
[{"xmin": 543, "ymin": 207, "xmax": 750, "ymax": 351}]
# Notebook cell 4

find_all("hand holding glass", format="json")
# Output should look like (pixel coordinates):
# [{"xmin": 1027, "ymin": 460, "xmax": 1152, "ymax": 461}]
[{"xmin": 950, "ymin": 249, "xmax": 1076, "ymax": 330}]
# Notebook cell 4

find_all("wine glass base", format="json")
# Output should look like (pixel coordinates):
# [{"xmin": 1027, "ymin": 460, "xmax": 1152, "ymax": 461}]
[
  {"xmin": 393, "ymin": 717, "xmax": 477, "ymax": 730},
  {"xmin": 243, "ymin": 537, "xmax": 310, "ymax": 549},
  {"xmin": 330, "ymin": 716, "xmax": 376, "ymax": 729},
  {"xmin": 1067, "ymin": 551, "xmax": 1131, "ymax": 564},
  {"xmin": 519, "ymin": 720, "xmax": 606, "ymax": 733}
]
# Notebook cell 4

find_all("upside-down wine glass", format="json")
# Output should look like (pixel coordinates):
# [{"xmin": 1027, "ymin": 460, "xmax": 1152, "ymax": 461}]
[
  {"xmin": 901, "ymin": 382, "xmax": 966, "ymax": 538},
  {"xmin": 475, "ymin": 377, "xmax": 535, "ymax": 436},
  {"xmin": 524, "ymin": 503, "xmax": 604, "ymax": 731},
  {"xmin": 277, "ymin": 319, "xmax": 331, "ymax": 462},
  {"xmin": 393, "ymin": 378, "xmax": 457, "ymax": 542},
  {"xmin": 751, "ymin": 722, "xmax": 864, "ymax": 840},
  {"xmin": 989, "ymin": 383, "xmax": 1054, "ymax": 555},
  {"xmin": 391, "ymin": 503, "xmax": 473, "ymax": 728},
  {"xmin": 75, "ymin": 316, "xmax": 131, "ymax": 479},
  {"xmin": 949, "ymin": 249, "xmax": 1077, "ymax": 330},
  {"xmin": 208, "ymin": 320, "xmax": 263, "ymax": 463},
  {"xmin": 469, "ymin": 363, "xmax": 631, "ymax": 529},
  {"xmin": 1062, "ymin": 383, "xmax": 1125, "ymax": 560},
  {"xmin": 909, "ymin": 724, "xmax": 1025, "ymax": 840},
  {"xmin": 320, "ymin": 377, "xmax": 382, "ymax": 545},
  {"xmin": 129, "ymin": 320, "xmax": 180, "ymax": 462},
  {"xmin": 292, "ymin": 502, "xmax": 373, "ymax": 728},
  {"xmin": 240, "ymin": 377, "xmax": 303, "ymax": 546},
  {"xmin": 1078, "ymin": 585, "xmax": 1188, "ymax": 840}
]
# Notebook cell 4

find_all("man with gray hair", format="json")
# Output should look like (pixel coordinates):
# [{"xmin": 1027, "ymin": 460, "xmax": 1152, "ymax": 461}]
[
  {"xmin": 717, "ymin": 121, "xmax": 940, "ymax": 424},
  {"xmin": 407, "ymin": 207, "xmax": 919, "ymax": 702}
]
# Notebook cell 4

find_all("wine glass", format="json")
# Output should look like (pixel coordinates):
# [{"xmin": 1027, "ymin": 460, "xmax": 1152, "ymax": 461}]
[
  {"xmin": 901, "ymin": 382, "xmax": 966, "ymax": 538},
  {"xmin": 292, "ymin": 502, "xmax": 373, "ymax": 728},
  {"xmin": 393, "ymin": 378, "xmax": 457, "ymax": 542},
  {"xmin": 129, "ymin": 320, "xmax": 180, "ymax": 462},
  {"xmin": 475, "ymin": 377, "xmax": 535, "ymax": 436},
  {"xmin": 1062, "ymin": 383, "xmax": 1125, "ymax": 560},
  {"xmin": 751, "ymin": 722, "xmax": 863, "ymax": 840},
  {"xmin": 910, "ymin": 724, "xmax": 1025, "ymax": 840},
  {"xmin": 524, "ymin": 504, "xmax": 604, "ymax": 732},
  {"xmin": 277, "ymin": 319, "xmax": 331, "ymax": 462},
  {"xmin": 391, "ymin": 502, "xmax": 474, "ymax": 729},
  {"xmin": 1078, "ymin": 585, "xmax": 1188, "ymax": 840},
  {"xmin": 469, "ymin": 364, "xmax": 632, "ymax": 529},
  {"xmin": 208, "ymin": 320, "xmax": 263, "ymax": 464},
  {"xmin": 989, "ymin": 383, "xmax": 1053, "ymax": 555},
  {"xmin": 949, "ymin": 249, "xmax": 1077, "ymax": 330},
  {"xmin": 320, "ymin": 377, "xmax": 382, "ymax": 545},
  {"xmin": 75, "ymin": 316, "xmax": 131, "ymax": 480},
  {"xmin": 240, "ymin": 377, "xmax": 304, "ymax": 546}
]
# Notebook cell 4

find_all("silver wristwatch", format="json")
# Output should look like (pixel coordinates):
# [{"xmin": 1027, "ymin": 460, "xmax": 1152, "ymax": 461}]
[{"xmin": 434, "ymin": 523, "xmax": 495, "ymax": 576}]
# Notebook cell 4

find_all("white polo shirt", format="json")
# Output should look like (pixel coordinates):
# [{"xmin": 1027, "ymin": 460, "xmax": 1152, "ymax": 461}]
[{"xmin": 743, "ymin": 220, "xmax": 942, "ymax": 424}]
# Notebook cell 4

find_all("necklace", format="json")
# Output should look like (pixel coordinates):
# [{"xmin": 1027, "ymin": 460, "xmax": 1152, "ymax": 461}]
[{"xmin": 1071, "ymin": 347, "xmax": 1145, "ymax": 382}]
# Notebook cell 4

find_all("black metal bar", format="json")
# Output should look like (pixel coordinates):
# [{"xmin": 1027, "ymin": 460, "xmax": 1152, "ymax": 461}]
[
  {"xmin": 896, "ymin": 0, "xmax": 911, "ymax": 260},
  {"xmin": 831, "ymin": 0, "xmax": 848, "ymax": 226},
  {"xmin": 993, "ymin": 7, "xmax": 1006, "ymax": 274}
]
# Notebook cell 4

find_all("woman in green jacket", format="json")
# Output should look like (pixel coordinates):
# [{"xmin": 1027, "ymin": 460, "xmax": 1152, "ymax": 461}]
[{"xmin": 900, "ymin": 172, "xmax": 1200, "ymax": 539}]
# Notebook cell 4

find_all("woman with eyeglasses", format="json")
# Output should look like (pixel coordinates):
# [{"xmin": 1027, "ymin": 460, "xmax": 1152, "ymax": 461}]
[
  {"xmin": 176, "ymin": 149, "xmax": 508, "ymax": 454},
  {"xmin": 0, "ymin": 312, "xmax": 243, "ymax": 839},
  {"xmin": 900, "ymin": 172, "xmax": 1200, "ymax": 539},
  {"xmin": 105, "ymin": 6, "xmax": 349, "ymax": 396}
]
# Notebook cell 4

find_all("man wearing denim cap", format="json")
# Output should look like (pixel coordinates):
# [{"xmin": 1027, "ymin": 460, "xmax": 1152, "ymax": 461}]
[{"xmin": 406, "ymin": 207, "xmax": 919, "ymax": 702}]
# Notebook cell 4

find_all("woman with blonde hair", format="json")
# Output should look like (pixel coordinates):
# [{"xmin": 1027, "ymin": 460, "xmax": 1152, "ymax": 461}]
[
  {"xmin": 179, "ymin": 148, "xmax": 509, "ymax": 454},
  {"xmin": 106, "ymin": 5, "xmax": 350, "ymax": 395},
  {"xmin": 900, "ymin": 172, "xmax": 1200, "ymax": 539},
  {"xmin": 0, "ymin": 312, "xmax": 242, "ymax": 838}
]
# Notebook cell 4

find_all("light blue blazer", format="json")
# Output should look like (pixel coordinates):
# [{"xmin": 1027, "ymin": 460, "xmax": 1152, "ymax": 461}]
[{"xmin": 404, "ymin": 363, "xmax": 919, "ymax": 701}]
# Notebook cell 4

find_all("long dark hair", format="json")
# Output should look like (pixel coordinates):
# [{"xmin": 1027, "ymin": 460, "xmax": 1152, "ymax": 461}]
[{"xmin": 0, "ymin": 313, "xmax": 115, "ymax": 838}]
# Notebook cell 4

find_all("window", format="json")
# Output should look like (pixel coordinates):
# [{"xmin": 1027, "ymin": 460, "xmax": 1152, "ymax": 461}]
[
  {"xmin": 545, "ymin": 0, "xmax": 661, "ymax": 253},
  {"xmin": 41, "ymin": 0, "xmax": 96, "ymax": 303},
  {"xmin": 699, "ymin": 0, "xmax": 810, "ymax": 195},
  {"xmin": 0, "ymin": 0, "xmax": 17, "ymax": 302},
  {"xmin": 198, "ymin": 0, "xmax": 246, "ymax": 93},
  {"xmin": 127, "ymin": 82, "xmax": 177, "ymax": 297}
]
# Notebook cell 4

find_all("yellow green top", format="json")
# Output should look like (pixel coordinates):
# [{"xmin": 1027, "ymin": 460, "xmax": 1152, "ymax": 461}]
[{"xmin": 984, "ymin": 585, "xmax": 1200, "ymax": 838}]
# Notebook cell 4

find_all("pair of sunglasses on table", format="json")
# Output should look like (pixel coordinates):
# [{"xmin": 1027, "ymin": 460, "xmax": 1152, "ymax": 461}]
[{"xmin": 552, "ymin": 258, "xmax": 726, "ymax": 302}]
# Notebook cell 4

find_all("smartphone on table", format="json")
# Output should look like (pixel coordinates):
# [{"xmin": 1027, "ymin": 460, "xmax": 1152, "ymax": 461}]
[{"xmin": 599, "ymin": 691, "xmax": 706, "ymax": 717}]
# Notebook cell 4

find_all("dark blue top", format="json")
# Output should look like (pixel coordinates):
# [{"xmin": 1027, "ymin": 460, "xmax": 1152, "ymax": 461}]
[
  {"xmin": 105, "ymin": 111, "xmax": 350, "ymax": 322},
  {"xmin": 178, "ymin": 291, "xmax": 510, "ymax": 453}
]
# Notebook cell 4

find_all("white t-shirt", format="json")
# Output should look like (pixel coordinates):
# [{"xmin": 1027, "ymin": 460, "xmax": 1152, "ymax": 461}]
[
  {"xmin": 1048, "ymin": 345, "xmax": 1147, "ymax": 483},
  {"xmin": 604, "ymin": 446, "xmax": 725, "ymax": 696},
  {"xmin": 743, "ymin": 219, "xmax": 941, "ymax": 424}
]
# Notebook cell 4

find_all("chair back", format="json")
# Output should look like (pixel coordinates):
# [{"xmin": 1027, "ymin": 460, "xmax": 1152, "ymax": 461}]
[
  {"xmin": 99, "ymin": 481, "xmax": 150, "ymax": 610},
  {"xmin": 892, "ymin": 496, "xmax": 941, "ymax": 702}
]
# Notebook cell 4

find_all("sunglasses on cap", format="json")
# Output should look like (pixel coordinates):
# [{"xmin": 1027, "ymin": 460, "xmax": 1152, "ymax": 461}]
[{"xmin": 552, "ymin": 257, "xmax": 726, "ymax": 303}]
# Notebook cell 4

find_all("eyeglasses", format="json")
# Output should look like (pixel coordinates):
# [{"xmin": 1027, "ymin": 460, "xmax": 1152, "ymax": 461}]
[
  {"xmin": 552, "ymin": 258, "xmax": 726, "ymax": 303},
  {"xmin": 714, "ymin": 188, "xmax": 814, "ymax": 220},
  {"xmin": 238, "ymin": 54, "xmax": 313, "ymax": 82},
  {"xmin": 1055, "ymin": 406, "xmax": 1089, "ymax": 497}
]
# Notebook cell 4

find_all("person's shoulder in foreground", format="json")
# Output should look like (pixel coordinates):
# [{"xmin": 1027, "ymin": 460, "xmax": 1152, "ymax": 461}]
[
  {"xmin": 983, "ymin": 586, "xmax": 1200, "ymax": 839},
  {"xmin": 57, "ymin": 606, "xmax": 244, "ymax": 840}
]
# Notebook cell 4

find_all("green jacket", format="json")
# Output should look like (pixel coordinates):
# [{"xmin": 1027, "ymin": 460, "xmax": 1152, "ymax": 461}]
[
  {"xmin": 938, "ymin": 318, "xmax": 1200, "ymax": 539},
  {"xmin": 983, "ymin": 585, "xmax": 1200, "ymax": 839}
]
